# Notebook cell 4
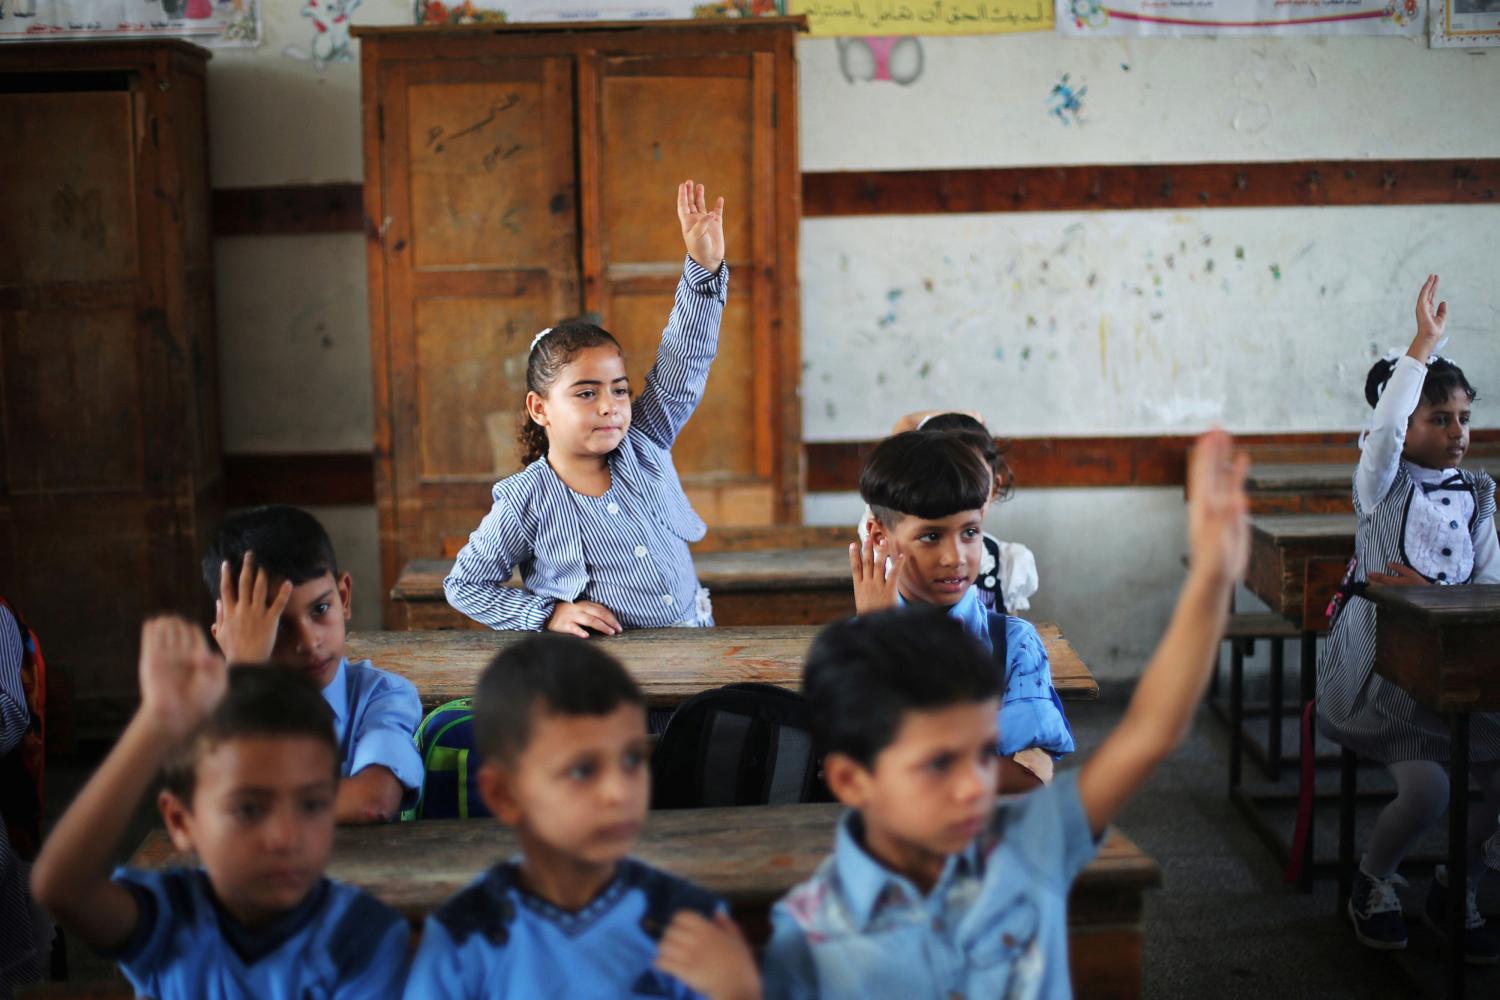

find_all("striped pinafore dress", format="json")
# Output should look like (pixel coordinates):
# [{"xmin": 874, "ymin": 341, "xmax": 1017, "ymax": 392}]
[{"xmin": 1317, "ymin": 461, "xmax": 1500, "ymax": 763}]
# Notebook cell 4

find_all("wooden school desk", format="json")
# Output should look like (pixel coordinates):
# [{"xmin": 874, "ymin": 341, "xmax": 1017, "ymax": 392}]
[
  {"xmin": 1367, "ymin": 585, "xmax": 1500, "ymax": 1000},
  {"xmin": 1244, "ymin": 458, "xmax": 1500, "ymax": 516},
  {"xmin": 130, "ymin": 803, "xmax": 1161, "ymax": 998},
  {"xmin": 1239, "ymin": 514, "xmax": 1355, "ymax": 887},
  {"xmin": 347, "ymin": 623, "xmax": 1101, "ymax": 711},
  {"xmin": 392, "ymin": 550, "xmax": 855, "ymax": 630}
]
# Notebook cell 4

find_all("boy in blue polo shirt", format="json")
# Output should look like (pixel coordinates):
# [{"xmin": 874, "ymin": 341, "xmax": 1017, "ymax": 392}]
[
  {"xmin": 850, "ymin": 429, "xmax": 1073, "ymax": 790},
  {"xmin": 770, "ymin": 430, "xmax": 1249, "ymax": 998},
  {"xmin": 31, "ymin": 616, "xmax": 409, "ymax": 998},
  {"xmin": 205, "ymin": 504, "xmax": 423, "ymax": 823},
  {"xmin": 404, "ymin": 634, "xmax": 759, "ymax": 999}
]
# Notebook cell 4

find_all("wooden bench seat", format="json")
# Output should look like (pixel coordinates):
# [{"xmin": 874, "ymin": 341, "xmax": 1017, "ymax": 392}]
[
  {"xmin": 348, "ymin": 623, "xmax": 1101, "ymax": 711},
  {"xmin": 129, "ymin": 802, "xmax": 1159, "ymax": 998}
]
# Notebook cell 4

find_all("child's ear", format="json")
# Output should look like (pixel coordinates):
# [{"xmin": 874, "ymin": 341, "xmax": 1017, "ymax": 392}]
[
  {"xmin": 823, "ymin": 752, "xmax": 873, "ymax": 809},
  {"xmin": 525, "ymin": 390, "xmax": 548, "ymax": 428},
  {"xmin": 476, "ymin": 759, "xmax": 522, "ymax": 826},
  {"xmin": 337, "ymin": 571, "xmax": 353, "ymax": 622},
  {"xmin": 868, "ymin": 518, "xmax": 889, "ymax": 550},
  {"xmin": 158, "ymin": 790, "xmax": 196, "ymax": 853}
]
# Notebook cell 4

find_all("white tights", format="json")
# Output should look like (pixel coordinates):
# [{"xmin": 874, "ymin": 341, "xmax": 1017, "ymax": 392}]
[{"xmin": 1361, "ymin": 759, "xmax": 1500, "ymax": 884}]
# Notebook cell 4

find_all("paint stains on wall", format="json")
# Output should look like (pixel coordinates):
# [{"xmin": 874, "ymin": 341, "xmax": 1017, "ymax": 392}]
[
  {"xmin": 837, "ymin": 37, "xmax": 924, "ymax": 86},
  {"xmin": 1048, "ymin": 72, "xmax": 1086, "ymax": 126}
]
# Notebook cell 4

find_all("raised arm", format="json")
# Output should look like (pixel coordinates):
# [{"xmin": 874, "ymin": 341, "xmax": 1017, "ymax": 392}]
[
  {"xmin": 1357, "ymin": 276, "xmax": 1448, "ymax": 510},
  {"xmin": 1076, "ymin": 430, "xmax": 1249, "ymax": 835},
  {"xmin": 631, "ymin": 181, "xmax": 730, "ymax": 451},
  {"xmin": 31, "ymin": 617, "xmax": 226, "ymax": 951}
]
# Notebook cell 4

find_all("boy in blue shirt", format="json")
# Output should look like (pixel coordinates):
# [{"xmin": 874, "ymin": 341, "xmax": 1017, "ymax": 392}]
[
  {"xmin": 768, "ymin": 430, "xmax": 1249, "ymax": 999},
  {"xmin": 851, "ymin": 429, "xmax": 1073, "ymax": 789},
  {"xmin": 205, "ymin": 504, "xmax": 423, "ymax": 823},
  {"xmin": 405, "ymin": 634, "xmax": 759, "ymax": 999},
  {"xmin": 31, "ymin": 616, "xmax": 409, "ymax": 998}
]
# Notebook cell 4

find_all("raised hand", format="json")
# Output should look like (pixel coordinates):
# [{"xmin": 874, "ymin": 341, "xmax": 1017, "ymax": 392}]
[
  {"xmin": 850, "ymin": 535, "xmax": 906, "ymax": 615},
  {"xmin": 655, "ymin": 910, "xmax": 761, "ymax": 1000},
  {"xmin": 138, "ymin": 616, "xmax": 227, "ymax": 741},
  {"xmin": 1185, "ymin": 429, "xmax": 1250, "ymax": 587},
  {"xmin": 677, "ymin": 179, "xmax": 725, "ymax": 275},
  {"xmin": 545, "ymin": 599, "xmax": 623, "ymax": 638},
  {"xmin": 1411, "ymin": 273, "xmax": 1449, "ymax": 359},
  {"xmin": 211, "ymin": 552, "xmax": 292, "ymax": 663}
]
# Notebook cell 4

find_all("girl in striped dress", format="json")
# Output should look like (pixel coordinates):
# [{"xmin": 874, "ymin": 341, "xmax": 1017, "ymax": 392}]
[
  {"xmin": 445, "ymin": 181, "xmax": 727, "ymax": 637},
  {"xmin": 1321, "ymin": 275, "xmax": 1500, "ymax": 962}
]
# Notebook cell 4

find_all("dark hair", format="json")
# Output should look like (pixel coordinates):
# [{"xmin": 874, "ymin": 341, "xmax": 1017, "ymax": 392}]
[
  {"xmin": 1364, "ymin": 356, "xmax": 1478, "ymax": 410},
  {"xmin": 160, "ymin": 665, "xmax": 338, "ymax": 805},
  {"xmin": 918, "ymin": 412, "xmax": 1015, "ymax": 503},
  {"xmin": 473, "ymin": 634, "xmax": 645, "ymax": 762},
  {"xmin": 518, "ymin": 322, "xmax": 626, "ymax": 466},
  {"xmin": 859, "ymin": 430, "xmax": 994, "ymax": 528},
  {"xmin": 202, "ymin": 505, "xmax": 339, "ymax": 600},
  {"xmin": 803, "ymin": 608, "xmax": 1001, "ymax": 768}
]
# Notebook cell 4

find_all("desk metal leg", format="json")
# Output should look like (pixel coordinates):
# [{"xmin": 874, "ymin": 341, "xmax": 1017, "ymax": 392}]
[
  {"xmin": 1268, "ymin": 638, "xmax": 1285, "ymax": 782},
  {"xmin": 1299, "ymin": 630, "xmax": 1317, "ymax": 893},
  {"xmin": 1447, "ymin": 713, "xmax": 1469, "ymax": 1000},
  {"xmin": 1229, "ymin": 640, "xmax": 1244, "ymax": 793},
  {"xmin": 1339, "ymin": 747, "xmax": 1357, "ymax": 914}
]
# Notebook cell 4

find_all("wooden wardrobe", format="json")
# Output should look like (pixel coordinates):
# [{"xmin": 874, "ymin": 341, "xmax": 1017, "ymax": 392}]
[
  {"xmin": 354, "ymin": 19, "xmax": 804, "ymax": 624},
  {"xmin": 0, "ymin": 41, "xmax": 220, "ymax": 741}
]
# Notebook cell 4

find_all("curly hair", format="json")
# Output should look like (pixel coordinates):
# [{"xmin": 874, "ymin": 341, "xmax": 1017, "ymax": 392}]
[
  {"xmin": 518, "ymin": 322, "xmax": 625, "ymax": 466},
  {"xmin": 1364, "ymin": 355, "xmax": 1477, "ymax": 410}
]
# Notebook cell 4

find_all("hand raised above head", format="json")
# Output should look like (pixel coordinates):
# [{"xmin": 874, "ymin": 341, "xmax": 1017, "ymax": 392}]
[
  {"xmin": 677, "ymin": 179, "xmax": 725, "ymax": 275},
  {"xmin": 138, "ymin": 615, "xmax": 226, "ymax": 741},
  {"xmin": 1411, "ymin": 273, "xmax": 1449, "ymax": 359},
  {"xmin": 1185, "ymin": 428, "xmax": 1250, "ymax": 587},
  {"xmin": 211, "ymin": 551, "xmax": 292, "ymax": 663}
]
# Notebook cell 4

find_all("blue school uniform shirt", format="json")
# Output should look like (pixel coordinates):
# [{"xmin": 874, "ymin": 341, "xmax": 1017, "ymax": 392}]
[
  {"xmin": 901, "ymin": 587, "xmax": 1075, "ymax": 757},
  {"xmin": 326, "ymin": 657, "xmax": 425, "ymax": 807},
  {"xmin": 762, "ymin": 771, "xmax": 1100, "ymax": 1000},
  {"xmin": 404, "ymin": 857, "xmax": 719, "ymax": 999},
  {"xmin": 107, "ymin": 868, "xmax": 409, "ymax": 999},
  {"xmin": 443, "ymin": 256, "xmax": 728, "ymax": 632}
]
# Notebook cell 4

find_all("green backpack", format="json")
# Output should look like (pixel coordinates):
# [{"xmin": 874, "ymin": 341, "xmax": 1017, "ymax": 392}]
[{"xmin": 400, "ymin": 697, "xmax": 493, "ymax": 822}]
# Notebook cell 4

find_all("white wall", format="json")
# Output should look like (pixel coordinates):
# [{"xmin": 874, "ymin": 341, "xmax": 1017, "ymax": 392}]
[{"xmin": 201, "ymin": 21, "xmax": 1499, "ymax": 658}]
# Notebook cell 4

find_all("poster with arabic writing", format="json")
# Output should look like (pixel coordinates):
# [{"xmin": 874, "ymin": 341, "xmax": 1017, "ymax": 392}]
[
  {"xmin": 1056, "ymin": 0, "xmax": 1422, "ymax": 35},
  {"xmin": 1429, "ymin": 0, "xmax": 1500, "ymax": 46},
  {"xmin": 0, "ymin": 0, "xmax": 258, "ymax": 44},
  {"xmin": 789, "ymin": 0, "xmax": 1050, "ymax": 35}
]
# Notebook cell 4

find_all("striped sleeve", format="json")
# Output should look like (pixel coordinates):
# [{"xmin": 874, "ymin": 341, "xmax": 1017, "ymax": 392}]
[
  {"xmin": 443, "ymin": 494, "xmax": 557, "ymax": 631},
  {"xmin": 629, "ymin": 255, "xmax": 729, "ymax": 451},
  {"xmin": 0, "ymin": 605, "xmax": 29, "ymax": 756}
]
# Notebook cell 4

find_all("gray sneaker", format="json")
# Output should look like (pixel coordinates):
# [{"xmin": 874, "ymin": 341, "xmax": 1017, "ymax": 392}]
[{"xmin": 1349, "ymin": 870, "xmax": 1409, "ymax": 950}]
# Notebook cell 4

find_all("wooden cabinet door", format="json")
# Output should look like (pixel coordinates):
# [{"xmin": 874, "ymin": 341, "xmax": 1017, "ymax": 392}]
[
  {"xmin": 580, "ymin": 45, "xmax": 785, "ymax": 526},
  {"xmin": 369, "ymin": 55, "xmax": 580, "ymax": 598}
]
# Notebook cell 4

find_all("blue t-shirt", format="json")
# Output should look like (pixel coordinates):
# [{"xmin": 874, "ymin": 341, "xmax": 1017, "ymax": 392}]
[
  {"xmin": 325, "ymin": 657, "xmax": 425, "ymax": 807},
  {"xmin": 404, "ymin": 858, "xmax": 720, "ymax": 999},
  {"xmin": 109, "ymin": 867, "xmax": 408, "ymax": 999},
  {"xmin": 763, "ymin": 771, "xmax": 1101, "ymax": 1000},
  {"xmin": 901, "ymin": 587, "xmax": 1075, "ymax": 757}
]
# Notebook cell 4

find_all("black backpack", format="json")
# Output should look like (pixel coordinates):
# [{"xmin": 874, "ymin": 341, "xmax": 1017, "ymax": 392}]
[{"xmin": 650, "ymin": 683, "xmax": 833, "ymax": 810}]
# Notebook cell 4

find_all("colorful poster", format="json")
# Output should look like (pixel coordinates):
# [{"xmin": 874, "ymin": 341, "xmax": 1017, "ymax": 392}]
[
  {"xmin": 1429, "ymin": 0, "xmax": 1500, "ymax": 46},
  {"xmin": 789, "ymin": 0, "xmax": 1051, "ymax": 35},
  {"xmin": 1056, "ymin": 0, "xmax": 1422, "ymax": 35},
  {"xmin": 0, "ymin": 0, "xmax": 258, "ymax": 43}
]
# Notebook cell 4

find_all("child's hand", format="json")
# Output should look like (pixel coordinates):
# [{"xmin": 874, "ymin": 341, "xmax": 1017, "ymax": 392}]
[
  {"xmin": 1367, "ymin": 562, "xmax": 1432, "ymax": 587},
  {"xmin": 850, "ymin": 537, "xmax": 905, "ymax": 615},
  {"xmin": 1185, "ymin": 429, "xmax": 1250, "ymax": 587},
  {"xmin": 655, "ymin": 910, "xmax": 761, "ymax": 1000},
  {"xmin": 138, "ymin": 616, "xmax": 226, "ymax": 741},
  {"xmin": 678, "ymin": 179, "xmax": 725, "ymax": 275},
  {"xmin": 1411, "ymin": 273, "xmax": 1449, "ymax": 360},
  {"xmin": 545, "ymin": 599, "xmax": 623, "ymax": 637},
  {"xmin": 211, "ymin": 553, "xmax": 292, "ymax": 664}
]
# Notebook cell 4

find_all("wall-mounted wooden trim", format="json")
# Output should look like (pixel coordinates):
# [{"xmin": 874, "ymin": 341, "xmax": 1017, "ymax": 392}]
[
  {"xmin": 223, "ymin": 452, "xmax": 376, "ymax": 507},
  {"xmin": 227, "ymin": 431, "xmax": 1500, "ymax": 506},
  {"xmin": 210, "ymin": 159, "xmax": 1500, "ymax": 237},
  {"xmin": 804, "ymin": 430, "xmax": 1500, "ymax": 492},
  {"xmin": 800, "ymin": 159, "xmax": 1500, "ymax": 217},
  {"xmin": 213, "ymin": 183, "xmax": 365, "ymax": 237}
]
